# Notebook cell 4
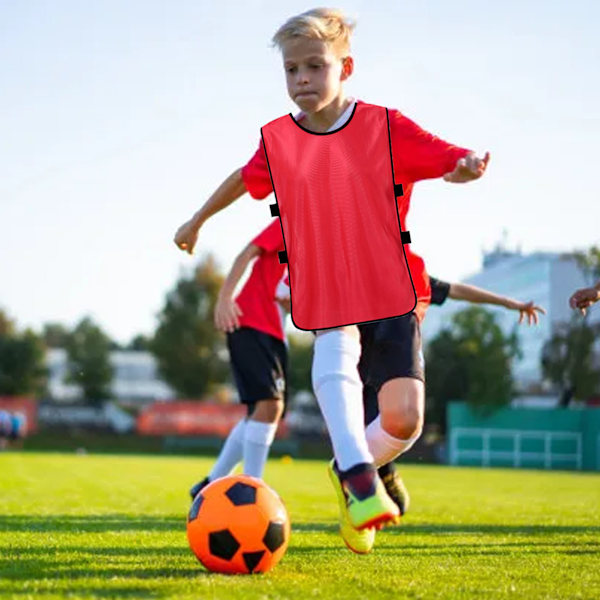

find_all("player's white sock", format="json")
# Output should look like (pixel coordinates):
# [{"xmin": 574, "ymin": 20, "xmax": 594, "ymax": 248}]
[
  {"xmin": 243, "ymin": 419, "xmax": 278, "ymax": 479},
  {"xmin": 208, "ymin": 417, "xmax": 246, "ymax": 480},
  {"xmin": 312, "ymin": 330, "xmax": 373, "ymax": 471},
  {"xmin": 365, "ymin": 415, "xmax": 420, "ymax": 467}
]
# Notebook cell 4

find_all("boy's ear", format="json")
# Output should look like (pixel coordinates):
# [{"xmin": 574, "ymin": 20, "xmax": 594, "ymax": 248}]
[{"xmin": 341, "ymin": 56, "xmax": 354, "ymax": 79}]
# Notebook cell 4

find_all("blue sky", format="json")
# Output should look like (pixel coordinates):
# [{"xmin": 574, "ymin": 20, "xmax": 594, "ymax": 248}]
[{"xmin": 1, "ymin": 0, "xmax": 598, "ymax": 343}]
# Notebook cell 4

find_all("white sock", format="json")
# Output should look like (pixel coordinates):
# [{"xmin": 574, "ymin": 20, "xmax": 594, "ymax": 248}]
[
  {"xmin": 243, "ymin": 420, "xmax": 278, "ymax": 479},
  {"xmin": 208, "ymin": 418, "xmax": 246, "ymax": 480},
  {"xmin": 365, "ymin": 415, "xmax": 420, "ymax": 468},
  {"xmin": 312, "ymin": 330, "xmax": 373, "ymax": 471}
]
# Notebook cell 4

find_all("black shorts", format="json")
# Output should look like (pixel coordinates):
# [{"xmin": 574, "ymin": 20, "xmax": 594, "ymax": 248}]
[
  {"xmin": 357, "ymin": 312, "xmax": 425, "ymax": 394},
  {"xmin": 226, "ymin": 327, "xmax": 288, "ymax": 415}
]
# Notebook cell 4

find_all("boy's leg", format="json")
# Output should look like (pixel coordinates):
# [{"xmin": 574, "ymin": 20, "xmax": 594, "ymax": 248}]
[
  {"xmin": 190, "ymin": 326, "xmax": 285, "ymax": 496},
  {"xmin": 209, "ymin": 418, "xmax": 247, "ymax": 479},
  {"xmin": 243, "ymin": 398, "xmax": 283, "ymax": 479},
  {"xmin": 312, "ymin": 327, "xmax": 372, "ymax": 470},
  {"xmin": 361, "ymin": 314, "xmax": 425, "ymax": 514},
  {"xmin": 313, "ymin": 326, "xmax": 398, "ymax": 531},
  {"xmin": 366, "ymin": 378, "xmax": 424, "ymax": 466}
]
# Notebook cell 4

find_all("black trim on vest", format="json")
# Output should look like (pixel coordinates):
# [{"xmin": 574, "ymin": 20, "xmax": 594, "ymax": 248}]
[
  {"xmin": 288, "ymin": 102, "xmax": 358, "ymax": 136},
  {"xmin": 385, "ymin": 107, "xmax": 418, "ymax": 314},
  {"xmin": 278, "ymin": 250, "xmax": 288, "ymax": 264},
  {"xmin": 401, "ymin": 231, "xmax": 411, "ymax": 245},
  {"xmin": 270, "ymin": 203, "xmax": 280, "ymax": 217},
  {"xmin": 394, "ymin": 183, "xmax": 404, "ymax": 197}
]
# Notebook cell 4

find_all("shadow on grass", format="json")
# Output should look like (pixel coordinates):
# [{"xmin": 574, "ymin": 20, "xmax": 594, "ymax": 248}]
[
  {"xmin": 292, "ymin": 522, "xmax": 600, "ymax": 536},
  {"xmin": 0, "ymin": 514, "xmax": 184, "ymax": 533},
  {"xmin": 0, "ymin": 545, "xmax": 212, "ymax": 584},
  {"xmin": 386, "ymin": 523, "xmax": 600, "ymax": 536}
]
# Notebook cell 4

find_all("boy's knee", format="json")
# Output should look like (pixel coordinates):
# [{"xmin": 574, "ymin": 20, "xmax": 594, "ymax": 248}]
[
  {"xmin": 251, "ymin": 398, "xmax": 284, "ymax": 424},
  {"xmin": 379, "ymin": 379, "xmax": 424, "ymax": 440}
]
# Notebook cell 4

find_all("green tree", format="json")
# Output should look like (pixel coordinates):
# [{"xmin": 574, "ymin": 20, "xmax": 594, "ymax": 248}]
[
  {"xmin": 127, "ymin": 334, "xmax": 152, "ymax": 351},
  {"xmin": 65, "ymin": 317, "xmax": 114, "ymax": 405},
  {"xmin": 0, "ymin": 310, "xmax": 47, "ymax": 396},
  {"xmin": 541, "ymin": 318, "xmax": 600, "ymax": 406},
  {"xmin": 152, "ymin": 255, "xmax": 229, "ymax": 398},
  {"xmin": 42, "ymin": 322, "xmax": 70, "ymax": 348},
  {"xmin": 426, "ymin": 306, "xmax": 520, "ymax": 429},
  {"xmin": 571, "ymin": 245, "xmax": 600, "ymax": 281}
]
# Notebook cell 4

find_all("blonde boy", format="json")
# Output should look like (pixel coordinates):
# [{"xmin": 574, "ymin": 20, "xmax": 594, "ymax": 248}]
[{"xmin": 175, "ymin": 8, "xmax": 489, "ymax": 538}]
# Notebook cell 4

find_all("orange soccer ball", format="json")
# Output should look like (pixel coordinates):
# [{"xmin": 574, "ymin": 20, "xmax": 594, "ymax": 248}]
[{"xmin": 186, "ymin": 474, "xmax": 290, "ymax": 575}]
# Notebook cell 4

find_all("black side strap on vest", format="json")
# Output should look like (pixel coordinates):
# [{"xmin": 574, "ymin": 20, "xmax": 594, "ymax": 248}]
[
  {"xmin": 394, "ymin": 183, "xmax": 404, "ymax": 197},
  {"xmin": 278, "ymin": 250, "xmax": 288, "ymax": 264},
  {"xmin": 401, "ymin": 231, "xmax": 411, "ymax": 244},
  {"xmin": 270, "ymin": 203, "xmax": 280, "ymax": 217}
]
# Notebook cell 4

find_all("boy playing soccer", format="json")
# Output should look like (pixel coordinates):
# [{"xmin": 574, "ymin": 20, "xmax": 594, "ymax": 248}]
[
  {"xmin": 175, "ymin": 8, "xmax": 489, "ymax": 531},
  {"xmin": 189, "ymin": 219, "xmax": 288, "ymax": 499}
]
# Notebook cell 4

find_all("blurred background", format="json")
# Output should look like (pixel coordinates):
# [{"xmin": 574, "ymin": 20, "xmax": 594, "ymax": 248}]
[{"xmin": 1, "ymin": 1, "xmax": 599, "ymax": 470}]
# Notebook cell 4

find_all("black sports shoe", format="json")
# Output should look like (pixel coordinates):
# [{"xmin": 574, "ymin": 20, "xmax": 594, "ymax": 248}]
[
  {"xmin": 189, "ymin": 476, "xmax": 210, "ymax": 501},
  {"xmin": 378, "ymin": 462, "xmax": 410, "ymax": 516}
]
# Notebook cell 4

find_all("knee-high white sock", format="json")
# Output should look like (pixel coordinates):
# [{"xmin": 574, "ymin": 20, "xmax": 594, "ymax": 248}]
[
  {"xmin": 243, "ymin": 420, "xmax": 278, "ymax": 479},
  {"xmin": 208, "ymin": 418, "xmax": 246, "ymax": 480},
  {"xmin": 365, "ymin": 415, "xmax": 421, "ymax": 468},
  {"xmin": 312, "ymin": 330, "xmax": 373, "ymax": 471}
]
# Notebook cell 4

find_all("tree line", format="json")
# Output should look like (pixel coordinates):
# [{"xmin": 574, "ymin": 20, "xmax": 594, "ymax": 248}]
[{"xmin": 1, "ymin": 249, "xmax": 599, "ymax": 426}]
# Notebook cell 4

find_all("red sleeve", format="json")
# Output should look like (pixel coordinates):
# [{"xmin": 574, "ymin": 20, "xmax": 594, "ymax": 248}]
[
  {"xmin": 250, "ymin": 219, "xmax": 284, "ymax": 253},
  {"xmin": 240, "ymin": 139, "xmax": 273, "ymax": 200},
  {"xmin": 389, "ymin": 109, "xmax": 471, "ymax": 183}
]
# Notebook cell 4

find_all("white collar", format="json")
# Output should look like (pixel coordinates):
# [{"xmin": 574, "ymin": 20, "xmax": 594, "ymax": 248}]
[{"xmin": 294, "ymin": 97, "xmax": 357, "ymax": 132}]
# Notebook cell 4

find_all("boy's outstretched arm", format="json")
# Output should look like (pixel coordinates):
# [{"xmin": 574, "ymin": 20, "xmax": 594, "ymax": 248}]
[
  {"xmin": 215, "ymin": 242, "xmax": 262, "ymax": 333},
  {"xmin": 449, "ymin": 282, "xmax": 546, "ymax": 325},
  {"xmin": 443, "ymin": 152, "xmax": 491, "ymax": 183},
  {"xmin": 569, "ymin": 281, "xmax": 600, "ymax": 315},
  {"xmin": 174, "ymin": 168, "xmax": 247, "ymax": 255}
]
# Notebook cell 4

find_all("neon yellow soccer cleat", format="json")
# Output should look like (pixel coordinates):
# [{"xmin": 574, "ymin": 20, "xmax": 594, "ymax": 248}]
[{"xmin": 327, "ymin": 460, "xmax": 399, "ymax": 552}]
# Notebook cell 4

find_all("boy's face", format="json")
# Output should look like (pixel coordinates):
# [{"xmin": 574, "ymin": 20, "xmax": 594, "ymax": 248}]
[{"xmin": 281, "ymin": 37, "xmax": 350, "ymax": 113}]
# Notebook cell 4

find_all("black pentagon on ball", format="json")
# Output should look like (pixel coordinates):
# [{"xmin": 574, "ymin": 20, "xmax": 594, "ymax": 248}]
[
  {"xmin": 209, "ymin": 529, "xmax": 240, "ymax": 561},
  {"xmin": 262, "ymin": 520, "xmax": 285, "ymax": 553},
  {"xmin": 188, "ymin": 494, "xmax": 204, "ymax": 522},
  {"xmin": 225, "ymin": 481, "xmax": 257, "ymax": 506}
]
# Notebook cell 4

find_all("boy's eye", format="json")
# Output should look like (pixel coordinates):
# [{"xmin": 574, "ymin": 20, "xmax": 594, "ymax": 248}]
[
  {"xmin": 310, "ymin": 64, "xmax": 322, "ymax": 69},
  {"xmin": 286, "ymin": 67, "xmax": 297, "ymax": 73}
]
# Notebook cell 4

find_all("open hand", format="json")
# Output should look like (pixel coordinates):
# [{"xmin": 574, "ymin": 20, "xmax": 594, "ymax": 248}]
[
  {"xmin": 214, "ymin": 295, "xmax": 243, "ymax": 333},
  {"xmin": 514, "ymin": 301, "xmax": 546, "ymax": 325}
]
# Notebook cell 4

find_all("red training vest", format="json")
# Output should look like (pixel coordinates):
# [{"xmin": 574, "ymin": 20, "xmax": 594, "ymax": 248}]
[{"xmin": 261, "ymin": 101, "xmax": 416, "ymax": 331}]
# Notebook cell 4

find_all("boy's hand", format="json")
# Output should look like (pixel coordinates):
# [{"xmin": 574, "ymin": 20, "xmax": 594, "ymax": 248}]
[
  {"xmin": 174, "ymin": 219, "xmax": 200, "ymax": 255},
  {"xmin": 569, "ymin": 286, "xmax": 600, "ymax": 316},
  {"xmin": 508, "ymin": 300, "xmax": 546, "ymax": 325},
  {"xmin": 215, "ymin": 295, "xmax": 243, "ymax": 333},
  {"xmin": 444, "ymin": 152, "xmax": 490, "ymax": 183}
]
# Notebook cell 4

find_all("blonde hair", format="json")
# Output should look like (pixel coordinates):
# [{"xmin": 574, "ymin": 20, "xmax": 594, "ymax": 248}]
[{"xmin": 271, "ymin": 8, "xmax": 356, "ymax": 57}]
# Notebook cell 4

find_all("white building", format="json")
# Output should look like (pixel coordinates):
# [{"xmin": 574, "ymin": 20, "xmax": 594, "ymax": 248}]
[
  {"xmin": 422, "ymin": 249, "xmax": 600, "ymax": 391},
  {"xmin": 46, "ymin": 348, "xmax": 175, "ymax": 403}
]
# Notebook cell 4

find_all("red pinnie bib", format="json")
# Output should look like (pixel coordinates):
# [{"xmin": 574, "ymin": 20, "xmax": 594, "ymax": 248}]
[{"xmin": 261, "ymin": 102, "xmax": 416, "ymax": 331}]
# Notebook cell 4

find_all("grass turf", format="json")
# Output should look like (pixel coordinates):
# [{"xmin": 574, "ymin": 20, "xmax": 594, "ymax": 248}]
[{"xmin": 0, "ymin": 453, "xmax": 599, "ymax": 599}]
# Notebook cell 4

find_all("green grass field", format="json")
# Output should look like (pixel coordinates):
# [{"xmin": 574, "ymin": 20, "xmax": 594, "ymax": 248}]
[{"xmin": 1, "ymin": 453, "xmax": 599, "ymax": 600}]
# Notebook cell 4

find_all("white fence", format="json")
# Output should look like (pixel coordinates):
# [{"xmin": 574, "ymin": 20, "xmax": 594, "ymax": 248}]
[{"xmin": 449, "ymin": 427, "xmax": 583, "ymax": 470}]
